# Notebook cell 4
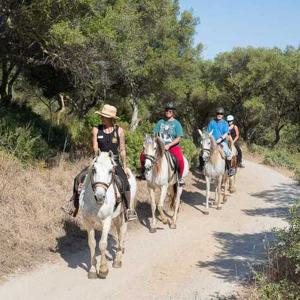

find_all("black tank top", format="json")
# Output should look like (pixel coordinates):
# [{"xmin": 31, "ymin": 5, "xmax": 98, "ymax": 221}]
[
  {"xmin": 229, "ymin": 125, "xmax": 237, "ymax": 140},
  {"xmin": 97, "ymin": 125, "xmax": 120, "ymax": 155}
]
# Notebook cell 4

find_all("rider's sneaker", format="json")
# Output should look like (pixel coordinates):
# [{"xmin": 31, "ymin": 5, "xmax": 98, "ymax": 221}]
[
  {"xmin": 178, "ymin": 178, "xmax": 185, "ymax": 187},
  {"xmin": 136, "ymin": 173, "xmax": 146, "ymax": 180},
  {"xmin": 228, "ymin": 168, "xmax": 236, "ymax": 177},
  {"xmin": 126, "ymin": 209, "xmax": 138, "ymax": 222}
]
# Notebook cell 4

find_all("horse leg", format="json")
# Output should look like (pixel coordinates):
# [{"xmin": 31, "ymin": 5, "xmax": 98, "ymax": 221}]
[
  {"xmin": 204, "ymin": 176, "xmax": 210, "ymax": 215},
  {"xmin": 113, "ymin": 213, "xmax": 127, "ymax": 268},
  {"xmin": 98, "ymin": 217, "xmax": 112, "ymax": 279},
  {"xmin": 229, "ymin": 174, "xmax": 236, "ymax": 193},
  {"xmin": 87, "ymin": 227, "xmax": 98, "ymax": 279},
  {"xmin": 170, "ymin": 186, "xmax": 182, "ymax": 229},
  {"xmin": 216, "ymin": 176, "xmax": 223, "ymax": 209},
  {"xmin": 148, "ymin": 186, "xmax": 157, "ymax": 233},
  {"xmin": 158, "ymin": 185, "xmax": 168, "ymax": 225}
]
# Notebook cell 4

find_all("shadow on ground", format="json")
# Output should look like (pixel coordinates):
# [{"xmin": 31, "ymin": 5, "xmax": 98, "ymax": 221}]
[
  {"xmin": 55, "ymin": 219, "xmax": 118, "ymax": 273},
  {"xmin": 198, "ymin": 231, "xmax": 274, "ymax": 285},
  {"xmin": 242, "ymin": 183, "xmax": 300, "ymax": 219}
]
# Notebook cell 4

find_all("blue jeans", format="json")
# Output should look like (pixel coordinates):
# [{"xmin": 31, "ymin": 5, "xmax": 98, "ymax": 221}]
[{"xmin": 220, "ymin": 141, "xmax": 232, "ymax": 160}]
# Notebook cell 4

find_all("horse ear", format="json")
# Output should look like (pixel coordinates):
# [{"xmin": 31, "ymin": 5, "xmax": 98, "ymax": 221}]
[{"xmin": 198, "ymin": 129, "xmax": 203, "ymax": 137}]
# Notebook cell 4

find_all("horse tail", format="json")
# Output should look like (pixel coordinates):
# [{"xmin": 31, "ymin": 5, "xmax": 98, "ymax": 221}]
[{"xmin": 170, "ymin": 184, "xmax": 177, "ymax": 209}]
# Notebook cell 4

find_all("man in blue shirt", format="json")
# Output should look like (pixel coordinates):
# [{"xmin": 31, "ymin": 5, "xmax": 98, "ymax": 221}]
[{"xmin": 207, "ymin": 107, "xmax": 235, "ymax": 176}]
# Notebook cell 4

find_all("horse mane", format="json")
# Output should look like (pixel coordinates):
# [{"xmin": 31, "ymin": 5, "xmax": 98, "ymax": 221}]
[
  {"xmin": 154, "ymin": 137, "xmax": 165, "ymax": 174},
  {"xmin": 208, "ymin": 134, "xmax": 221, "ymax": 165}
]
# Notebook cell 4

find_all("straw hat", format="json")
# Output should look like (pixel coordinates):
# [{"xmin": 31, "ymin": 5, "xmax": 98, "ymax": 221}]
[{"xmin": 95, "ymin": 104, "xmax": 119, "ymax": 119}]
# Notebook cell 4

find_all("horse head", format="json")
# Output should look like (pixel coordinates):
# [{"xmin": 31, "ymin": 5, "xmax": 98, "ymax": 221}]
[
  {"xmin": 143, "ymin": 134, "xmax": 164, "ymax": 176},
  {"xmin": 91, "ymin": 151, "xmax": 116, "ymax": 205},
  {"xmin": 199, "ymin": 130, "xmax": 214, "ymax": 162}
]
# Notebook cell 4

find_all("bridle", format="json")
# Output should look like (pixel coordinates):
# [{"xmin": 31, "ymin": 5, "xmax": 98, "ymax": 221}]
[
  {"xmin": 202, "ymin": 146, "xmax": 211, "ymax": 162},
  {"xmin": 90, "ymin": 165, "xmax": 118, "ymax": 203},
  {"xmin": 144, "ymin": 152, "xmax": 158, "ymax": 171}
]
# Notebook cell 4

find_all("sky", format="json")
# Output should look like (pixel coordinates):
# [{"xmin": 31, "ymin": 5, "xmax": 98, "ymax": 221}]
[{"xmin": 179, "ymin": 0, "xmax": 300, "ymax": 59}]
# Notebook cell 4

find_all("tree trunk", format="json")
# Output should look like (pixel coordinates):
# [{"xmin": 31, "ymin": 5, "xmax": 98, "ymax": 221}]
[
  {"xmin": 130, "ymin": 95, "xmax": 140, "ymax": 132},
  {"xmin": 272, "ymin": 124, "xmax": 284, "ymax": 147},
  {"xmin": 0, "ymin": 59, "xmax": 9, "ymax": 104},
  {"xmin": 55, "ymin": 94, "xmax": 66, "ymax": 125},
  {"xmin": 7, "ymin": 66, "xmax": 21, "ymax": 99}
]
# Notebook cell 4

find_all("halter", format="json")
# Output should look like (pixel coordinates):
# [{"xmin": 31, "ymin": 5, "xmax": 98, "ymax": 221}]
[
  {"xmin": 90, "ymin": 165, "xmax": 118, "ymax": 203},
  {"xmin": 144, "ymin": 153, "xmax": 157, "ymax": 171},
  {"xmin": 202, "ymin": 147, "xmax": 211, "ymax": 162}
]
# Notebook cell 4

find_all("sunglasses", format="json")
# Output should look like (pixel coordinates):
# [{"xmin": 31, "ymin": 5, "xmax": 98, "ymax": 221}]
[{"xmin": 216, "ymin": 113, "xmax": 224, "ymax": 115}]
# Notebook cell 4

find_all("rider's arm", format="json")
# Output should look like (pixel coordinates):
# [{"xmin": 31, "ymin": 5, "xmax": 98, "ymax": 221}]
[
  {"xmin": 118, "ymin": 127, "xmax": 127, "ymax": 169},
  {"xmin": 92, "ymin": 127, "xmax": 99, "ymax": 155},
  {"xmin": 167, "ymin": 137, "xmax": 181, "ymax": 148},
  {"xmin": 233, "ymin": 125, "xmax": 239, "ymax": 143}
]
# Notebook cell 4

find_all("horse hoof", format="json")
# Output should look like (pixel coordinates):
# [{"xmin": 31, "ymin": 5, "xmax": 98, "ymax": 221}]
[
  {"xmin": 113, "ymin": 261, "xmax": 122, "ymax": 268},
  {"xmin": 162, "ymin": 218, "xmax": 168, "ymax": 225},
  {"xmin": 217, "ymin": 206, "xmax": 222, "ymax": 210},
  {"xmin": 122, "ymin": 248, "xmax": 125, "ymax": 254},
  {"xmin": 229, "ymin": 189, "xmax": 236, "ymax": 194},
  {"xmin": 203, "ymin": 210, "xmax": 209, "ymax": 215},
  {"xmin": 150, "ymin": 227, "xmax": 157, "ymax": 233},
  {"xmin": 169, "ymin": 223, "xmax": 176, "ymax": 229},
  {"xmin": 223, "ymin": 198, "xmax": 228, "ymax": 203},
  {"xmin": 88, "ymin": 271, "xmax": 98, "ymax": 279},
  {"xmin": 98, "ymin": 269, "xmax": 109, "ymax": 279}
]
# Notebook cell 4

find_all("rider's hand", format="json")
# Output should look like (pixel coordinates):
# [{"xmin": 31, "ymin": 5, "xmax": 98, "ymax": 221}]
[{"xmin": 165, "ymin": 144, "xmax": 170, "ymax": 151}]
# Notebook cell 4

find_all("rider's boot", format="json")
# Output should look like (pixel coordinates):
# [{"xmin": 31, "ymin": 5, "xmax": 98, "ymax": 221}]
[
  {"xmin": 61, "ymin": 194, "xmax": 79, "ymax": 217},
  {"xmin": 124, "ymin": 191, "xmax": 137, "ymax": 221}
]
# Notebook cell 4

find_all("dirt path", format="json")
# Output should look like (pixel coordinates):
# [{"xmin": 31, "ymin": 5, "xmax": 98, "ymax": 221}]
[{"xmin": 1, "ymin": 160, "xmax": 299, "ymax": 300}]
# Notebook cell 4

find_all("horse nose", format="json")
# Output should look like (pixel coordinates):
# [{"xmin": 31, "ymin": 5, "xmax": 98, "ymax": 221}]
[{"xmin": 95, "ymin": 188, "xmax": 106, "ymax": 204}]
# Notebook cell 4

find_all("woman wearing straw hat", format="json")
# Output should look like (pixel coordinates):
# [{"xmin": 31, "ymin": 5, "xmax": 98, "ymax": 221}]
[
  {"xmin": 92, "ymin": 104, "xmax": 137, "ymax": 221},
  {"xmin": 63, "ymin": 104, "xmax": 137, "ymax": 221}
]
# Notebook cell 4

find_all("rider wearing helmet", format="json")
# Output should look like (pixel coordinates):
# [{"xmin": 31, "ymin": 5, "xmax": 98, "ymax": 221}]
[
  {"xmin": 139, "ymin": 102, "xmax": 185, "ymax": 186},
  {"xmin": 207, "ymin": 107, "xmax": 235, "ymax": 176},
  {"xmin": 226, "ymin": 115, "xmax": 244, "ymax": 168}
]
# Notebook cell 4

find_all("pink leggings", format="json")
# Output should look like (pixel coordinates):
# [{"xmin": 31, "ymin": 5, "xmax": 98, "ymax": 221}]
[{"xmin": 140, "ymin": 145, "xmax": 184, "ymax": 177}]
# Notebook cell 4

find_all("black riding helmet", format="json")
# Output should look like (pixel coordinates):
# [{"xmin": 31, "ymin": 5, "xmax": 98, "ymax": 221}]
[
  {"xmin": 165, "ymin": 102, "xmax": 176, "ymax": 110},
  {"xmin": 216, "ymin": 107, "xmax": 225, "ymax": 114}
]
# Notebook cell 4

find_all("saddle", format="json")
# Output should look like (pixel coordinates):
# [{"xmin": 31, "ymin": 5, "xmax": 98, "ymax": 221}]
[{"xmin": 165, "ymin": 151, "xmax": 179, "ymax": 181}]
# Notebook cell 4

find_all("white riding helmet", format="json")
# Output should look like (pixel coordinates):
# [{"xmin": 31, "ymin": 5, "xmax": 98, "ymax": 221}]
[{"xmin": 226, "ymin": 115, "xmax": 234, "ymax": 122}]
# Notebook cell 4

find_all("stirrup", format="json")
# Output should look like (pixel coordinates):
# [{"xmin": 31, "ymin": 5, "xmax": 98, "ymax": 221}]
[
  {"xmin": 178, "ymin": 178, "xmax": 185, "ymax": 187},
  {"xmin": 126, "ymin": 209, "xmax": 138, "ymax": 222}
]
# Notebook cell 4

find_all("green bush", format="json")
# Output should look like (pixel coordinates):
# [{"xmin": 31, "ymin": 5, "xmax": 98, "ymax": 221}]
[
  {"xmin": 180, "ymin": 138, "xmax": 198, "ymax": 168},
  {"xmin": 0, "ymin": 120, "xmax": 50, "ymax": 163},
  {"xmin": 255, "ymin": 200, "xmax": 300, "ymax": 299},
  {"xmin": 263, "ymin": 148, "xmax": 296, "ymax": 170}
]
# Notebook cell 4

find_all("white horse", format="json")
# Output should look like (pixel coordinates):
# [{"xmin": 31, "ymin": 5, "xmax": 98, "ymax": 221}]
[
  {"xmin": 79, "ymin": 151, "xmax": 137, "ymax": 279},
  {"xmin": 198, "ymin": 129, "xmax": 226, "ymax": 213},
  {"xmin": 143, "ymin": 135, "xmax": 189, "ymax": 232}
]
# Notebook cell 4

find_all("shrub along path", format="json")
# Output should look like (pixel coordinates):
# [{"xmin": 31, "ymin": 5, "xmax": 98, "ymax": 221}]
[{"xmin": 0, "ymin": 160, "xmax": 299, "ymax": 299}]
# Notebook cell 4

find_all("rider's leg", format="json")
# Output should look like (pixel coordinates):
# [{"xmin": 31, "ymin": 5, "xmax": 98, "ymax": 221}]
[
  {"xmin": 137, "ymin": 150, "xmax": 146, "ymax": 179},
  {"xmin": 221, "ymin": 142, "xmax": 235, "ymax": 176},
  {"xmin": 235, "ymin": 143, "xmax": 244, "ymax": 167},
  {"xmin": 61, "ymin": 167, "xmax": 88, "ymax": 217},
  {"xmin": 115, "ymin": 165, "xmax": 137, "ymax": 221},
  {"xmin": 169, "ymin": 145, "xmax": 185, "ymax": 186}
]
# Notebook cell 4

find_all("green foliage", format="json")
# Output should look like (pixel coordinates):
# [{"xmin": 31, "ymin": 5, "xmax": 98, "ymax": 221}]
[
  {"xmin": 256, "ymin": 200, "xmax": 300, "ymax": 299},
  {"xmin": 180, "ymin": 138, "xmax": 198, "ymax": 168},
  {"xmin": 0, "ymin": 105, "xmax": 68, "ymax": 163},
  {"xmin": 263, "ymin": 148, "xmax": 296, "ymax": 170}
]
